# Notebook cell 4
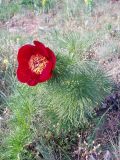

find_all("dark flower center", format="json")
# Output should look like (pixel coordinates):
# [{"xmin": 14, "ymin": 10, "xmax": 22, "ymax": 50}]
[{"xmin": 29, "ymin": 54, "xmax": 48, "ymax": 74}]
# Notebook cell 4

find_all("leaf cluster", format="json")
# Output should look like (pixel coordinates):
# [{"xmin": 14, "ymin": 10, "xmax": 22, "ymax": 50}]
[{"xmin": 36, "ymin": 54, "xmax": 112, "ymax": 135}]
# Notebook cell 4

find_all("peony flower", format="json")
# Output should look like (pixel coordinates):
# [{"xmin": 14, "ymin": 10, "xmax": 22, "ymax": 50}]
[{"xmin": 17, "ymin": 41, "xmax": 56, "ymax": 86}]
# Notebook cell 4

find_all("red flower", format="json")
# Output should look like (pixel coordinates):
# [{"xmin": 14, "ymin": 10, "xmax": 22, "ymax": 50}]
[{"xmin": 17, "ymin": 41, "xmax": 56, "ymax": 86}]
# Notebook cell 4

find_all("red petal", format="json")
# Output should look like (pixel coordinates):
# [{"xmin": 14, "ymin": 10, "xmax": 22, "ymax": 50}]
[
  {"xmin": 17, "ymin": 44, "xmax": 35, "ymax": 65},
  {"xmin": 34, "ymin": 41, "xmax": 49, "ymax": 58},
  {"xmin": 17, "ymin": 66, "xmax": 31, "ymax": 83},
  {"xmin": 17, "ymin": 66, "xmax": 39, "ymax": 86},
  {"xmin": 27, "ymin": 80, "xmax": 38, "ymax": 86},
  {"xmin": 27, "ymin": 74, "xmax": 39, "ymax": 86},
  {"xmin": 17, "ymin": 41, "xmax": 56, "ymax": 86},
  {"xmin": 38, "ymin": 61, "xmax": 53, "ymax": 82},
  {"xmin": 46, "ymin": 47, "xmax": 56, "ymax": 70}
]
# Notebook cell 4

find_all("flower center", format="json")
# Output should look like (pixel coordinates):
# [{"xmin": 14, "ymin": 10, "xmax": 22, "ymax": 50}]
[{"xmin": 29, "ymin": 54, "xmax": 48, "ymax": 74}]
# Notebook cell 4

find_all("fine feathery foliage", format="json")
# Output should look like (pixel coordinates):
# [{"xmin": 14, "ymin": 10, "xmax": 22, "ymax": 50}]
[
  {"xmin": 1, "ymin": 52, "xmax": 112, "ymax": 160},
  {"xmin": 1, "ymin": 82, "xmax": 38, "ymax": 160},
  {"xmin": 46, "ymin": 30, "xmax": 105, "ymax": 61},
  {"xmin": 0, "ymin": 0, "xmax": 119, "ymax": 159},
  {"xmin": 36, "ymin": 54, "xmax": 111, "ymax": 135}
]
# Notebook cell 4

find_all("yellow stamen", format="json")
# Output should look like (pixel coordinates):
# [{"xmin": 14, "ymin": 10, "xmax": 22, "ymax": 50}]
[{"xmin": 29, "ymin": 54, "xmax": 48, "ymax": 74}]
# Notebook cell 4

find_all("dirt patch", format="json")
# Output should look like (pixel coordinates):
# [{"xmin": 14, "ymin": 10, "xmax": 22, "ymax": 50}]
[
  {"xmin": 102, "ymin": 55, "xmax": 120, "ymax": 83},
  {"xmin": 4, "ymin": 10, "xmax": 57, "ymax": 36}
]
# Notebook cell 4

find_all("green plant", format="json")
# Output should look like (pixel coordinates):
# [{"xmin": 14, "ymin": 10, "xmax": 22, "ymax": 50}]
[
  {"xmin": 84, "ymin": 0, "xmax": 94, "ymax": 12},
  {"xmin": 64, "ymin": 0, "xmax": 84, "ymax": 17},
  {"xmin": 0, "ymin": 26, "xmax": 112, "ymax": 158},
  {"xmin": 1, "ymin": 46, "xmax": 111, "ymax": 160},
  {"xmin": 40, "ymin": 59, "xmax": 111, "ymax": 135},
  {"xmin": 0, "ymin": 81, "xmax": 39, "ymax": 160},
  {"xmin": 50, "ymin": 31, "xmax": 99, "ymax": 60},
  {"xmin": 0, "ymin": 2, "xmax": 20, "ymax": 22},
  {"xmin": 21, "ymin": 0, "xmax": 57, "ymax": 13}
]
